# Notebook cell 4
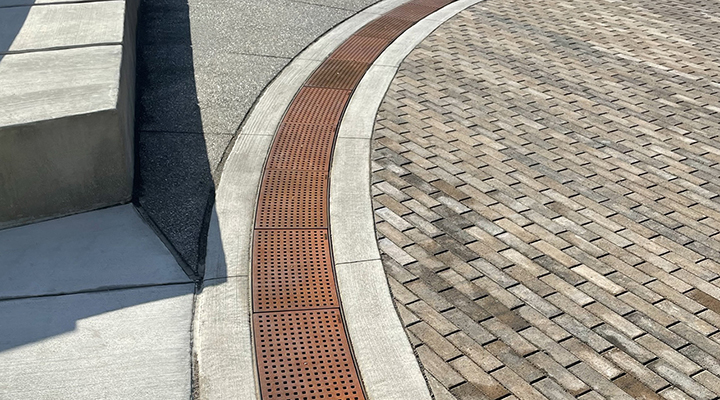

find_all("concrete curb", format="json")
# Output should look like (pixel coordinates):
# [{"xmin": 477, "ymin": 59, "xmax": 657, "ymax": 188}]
[
  {"xmin": 192, "ymin": 3, "xmax": 408, "ymax": 399},
  {"xmin": 194, "ymin": 0, "xmax": 482, "ymax": 398},
  {"xmin": 330, "ymin": 1, "xmax": 484, "ymax": 398}
]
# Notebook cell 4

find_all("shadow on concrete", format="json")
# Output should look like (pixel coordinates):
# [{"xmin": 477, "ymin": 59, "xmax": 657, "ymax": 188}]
[
  {"xmin": 0, "ymin": 0, "xmax": 234, "ymax": 358},
  {"xmin": 0, "ymin": 204, "xmax": 220, "ymax": 353},
  {"xmin": 134, "ymin": 0, "xmax": 216, "ymax": 277},
  {"xmin": 0, "ymin": 1, "xmax": 35, "ymax": 62}
]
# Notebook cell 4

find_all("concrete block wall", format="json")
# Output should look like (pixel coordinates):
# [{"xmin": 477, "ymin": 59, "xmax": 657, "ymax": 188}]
[{"xmin": 0, "ymin": 0, "xmax": 138, "ymax": 228}]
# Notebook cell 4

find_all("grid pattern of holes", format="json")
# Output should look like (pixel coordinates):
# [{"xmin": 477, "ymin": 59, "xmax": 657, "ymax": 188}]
[
  {"xmin": 385, "ymin": 3, "xmax": 438, "ymax": 21},
  {"xmin": 253, "ymin": 229, "xmax": 338, "ymax": 312},
  {"xmin": 250, "ymin": 0, "xmax": 454, "ymax": 398},
  {"xmin": 254, "ymin": 309, "xmax": 364, "ymax": 400},
  {"xmin": 306, "ymin": 60, "xmax": 371, "ymax": 90},
  {"xmin": 256, "ymin": 170, "xmax": 328, "ymax": 229},
  {"xmin": 283, "ymin": 87, "xmax": 351, "ymax": 125},
  {"xmin": 355, "ymin": 16, "xmax": 416, "ymax": 39},
  {"xmin": 411, "ymin": 0, "xmax": 454, "ymax": 7},
  {"xmin": 330, "ymin": 36, "xmax": 393, "ymax": 63},
  {"xmin": 267, "ymin": 123, "xmax": 336, "ymax": 171}
]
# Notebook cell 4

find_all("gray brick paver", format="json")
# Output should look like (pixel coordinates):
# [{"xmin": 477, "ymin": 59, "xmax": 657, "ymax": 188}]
[{"xmin": 371, "ymin": 0, "xmax": 720, "ymax": 398}]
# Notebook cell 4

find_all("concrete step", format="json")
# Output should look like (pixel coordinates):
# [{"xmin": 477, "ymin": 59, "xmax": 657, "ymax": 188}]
[{"xmin": 0, "ymin": 0, "xmax": 137, "ymax": 228}]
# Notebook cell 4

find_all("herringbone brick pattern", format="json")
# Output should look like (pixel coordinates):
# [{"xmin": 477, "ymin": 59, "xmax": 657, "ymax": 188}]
[{"xmin": 371, "ymin": 0, "xmax": 720, "ymax": 398}]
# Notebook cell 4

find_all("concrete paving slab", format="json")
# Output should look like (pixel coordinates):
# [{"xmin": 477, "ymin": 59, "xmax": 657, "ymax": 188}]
[
  {"xmin": 0, "ymin": 204, "xmax": 190, "ymax": 299},
  {"xmin": 330, "ymin": 137, "xmax": 381, "ymax": 264},
  {"xmin": 0, "ymin": 46, "xmax": 119, "ymax": 127},
  {"xmin": 335, "ymin": 259, "xmax": 431, "ymax": 400},
  {"xmin": 188, "ymin": 0, "xmax": 352, "ymax": 59},
  {"xmin": 0, "ymin": 1, "xmax": 124, "ymax": 54},
  {"xmin": 193, "ymin": 277, "xmax": 256, "ymax": 400},
  {"xmin": 0, "ymin": 283, "xmax": 194, "ymax": 399},
  {"xmin": 192, "ymin": 54, "xmax": 288, "ymax": 135}
]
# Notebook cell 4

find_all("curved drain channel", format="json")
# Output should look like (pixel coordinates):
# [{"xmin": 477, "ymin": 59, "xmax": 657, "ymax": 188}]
[{"xmin": 251, "ymin": 0, "xmax": 460, "ymax": 398}]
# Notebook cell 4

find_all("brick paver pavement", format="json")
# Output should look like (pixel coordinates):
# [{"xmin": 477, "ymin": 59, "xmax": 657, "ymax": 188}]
[{"xmin": 371, "ymin": 0, "xmax": 720, "ymax": 398}]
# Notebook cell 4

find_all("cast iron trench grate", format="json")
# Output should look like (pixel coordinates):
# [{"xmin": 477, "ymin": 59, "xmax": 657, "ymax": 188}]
[{"xmin": 251, "ymin": 1, "xmax": 460, "ymax": 398}]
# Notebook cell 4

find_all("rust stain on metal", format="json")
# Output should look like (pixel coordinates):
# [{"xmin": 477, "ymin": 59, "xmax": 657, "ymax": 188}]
[
  {"xmin": 256, "ymin": 170, "xmax": 328, "ymax": 229},
  {"xmin": 355, "ymin": 16, "xmax": 416, "ymax": 39},
  {"xmin": 331, "ymin": 35, "xmax": 393, "ymax": 63},
  {"xmin": 306, "ymin": 59, "xmax": 370, "ymax": 90},
  {"xmin": 283, "ymin": 87, "xmax": 350, "ymax": 126},
  {"xmin": 254, "ymin": 309, "xmax": 365, "ymax": 400},
  {"xmin": 267, "ymin": 123, "xmax": 336, "ymax": 171},
  {"xmin": 253, "ymin": 229, "xmax": 339, "ymax": 312},
  {"xmin": 251, "ymin": 0, "xmax": 453, "ymax": 398},
  {"xmin": 385, "ymin": 3, "xmax": 438, "ymax": 21}
]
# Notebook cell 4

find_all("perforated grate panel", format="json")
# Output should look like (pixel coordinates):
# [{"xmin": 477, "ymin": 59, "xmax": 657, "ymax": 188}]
[
  {"xmin": 253, "ymin": 229, "xmax": 338, "ymax": 312},
  {"xmin": 306, "ymin": 60, "xmax": 370, "ymax": 90},
  {"xmin": 385, "ymin": 3, "xmax": 437, "ymax": 21},
  {"xmin": 330, "ymin": 36, "xmax": 393, "ymax": 64},
  {"xmin": 256, "ymin": 170, "xmax": 328, "ymax": 229},
  {"xmin": 284, "ymin": 88, "xmax": 351, "ymax": 126},
  {"xmin": 249, "ymin": 0, "xmax": 458, "ymax": 398},
  {"xmin": 411, "ymin": 0, "xmax": 455, "ymax": 7},
  {"xmin": 267, "ymin": 123, "xmax": 336, "ymax": 171},
  {"xmin": 254, "ymin": 309, "xmax": 365, "ymax": 400},
  {"xmin": 355, "ymin": 16, "xmax": 416, "ymax": 39}
]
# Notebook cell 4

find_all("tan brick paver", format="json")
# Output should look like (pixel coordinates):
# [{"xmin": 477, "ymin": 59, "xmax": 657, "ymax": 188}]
[{"xmin": 371, "ymin": 0, "xmax": 720, "ymax": 398}]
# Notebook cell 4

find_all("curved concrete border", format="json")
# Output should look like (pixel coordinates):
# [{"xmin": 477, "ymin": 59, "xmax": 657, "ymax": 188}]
[
  {"xmin": 193, "ymin": 0, "xmax": 483, "ymax": 399},
  {"xmin": 192, "ymin": 2, "xmax": 409, "ymax": 399},
  {"xmin": 330, "ymin": 0, "xmax": 484, "ymax": 398}
]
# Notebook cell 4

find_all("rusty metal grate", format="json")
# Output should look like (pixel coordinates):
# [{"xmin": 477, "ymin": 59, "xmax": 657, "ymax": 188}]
[
  {"xmin": 253, "ymin": 229, "xmax": 338, "ymax": 312},
  {"xmin": 411, "ymin": 0, "xmax": 455, "ymax": 7},
  {"xmin": 385, "ymin": 3, "xmax": 438, "ymax": 21},
  {"xmin": 249, "ymin": 0, "xmax": 458, "ymax": 398},
  {"xmin": 330, "ymin": 36, "xmax": 393, "ymax": 64},
  {"xmin": 284, "ymin": 87, "xmax": 351, "ymax": 126},
  {"xmin": 355, "ymin": 16, "xmax": 416, "ymax": 40},
  {"xmin": 266, "ymin": 123, "xmax": 336, "ymax": 171},
  {"xmin": 256, "ymin": 170, "xmax": 328, "ymax": 229},
  {"xmin": 254, "ymin": 309, "xmax": 366, "ymax": 400},
  {"xmin": 306, "ymin": 60, "xmax": 371, "ymax": 90}
]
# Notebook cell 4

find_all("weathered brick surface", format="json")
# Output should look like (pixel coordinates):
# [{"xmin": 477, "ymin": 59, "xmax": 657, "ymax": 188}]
[{"xmin": 371, "ymin": 0, "xmax": 720, "ymax": 398}]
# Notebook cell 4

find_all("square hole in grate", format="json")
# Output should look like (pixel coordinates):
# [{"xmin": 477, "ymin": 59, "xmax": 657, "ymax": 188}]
[
  {"xmin": 266, "ymin": 123, "xmax": 336, "ymax": 171},
  {"xmin": 254, "ymin": 309, "xmax": 366, "ymax": 400},
  {"xmin": 284, "ymin": 87, "xmax": 350, "ymax": 126},
  {"xmin": 355, "ymin": 16, "xmax": 415, "ymax": 40},
  {"xmin": 330, "ymin": 36, "xmax": 393, "ymax": 64},
  {"xmin": 256, "ymin": 170, "xmax": 328, "ymax": 229},
  {"xmin": 306, "ymin": 60, "xmax": 370, "ymax": 90},
  {"xmin": 253, "ymin": 229, "xmax": 338, "ymax": 312}
]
